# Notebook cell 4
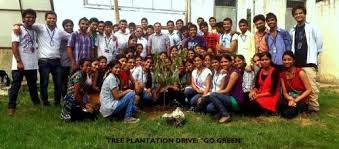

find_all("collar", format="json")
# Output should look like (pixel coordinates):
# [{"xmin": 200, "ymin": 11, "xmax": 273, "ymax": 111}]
[
  {"xmin": 77, "ymin": 29, "xmax": 89, "ymax": 35},
  {"xmin": 256, "ymin": 28, "xmax": 268, "ymax": 36},
  {"xmin": 240, "ymin": 30, "xmax": 250, "ymax": 36},
  {"xmin": 267, "ymin": 27, "xmax": 283, "ymax": 35},
  {"xmin": 118, "ymin": 30, "xmax": 129, "ymax": 35},
  {"xmin": 168, "ymin": 30, "xmax": 177, "ymax": 35},
  {"xmin": 292, "ymin": 21, "xmax": 309, "ymax": 29},
  {"xmin": 154, "ymin": 32, "xmax": 163, "ymax": 36}
]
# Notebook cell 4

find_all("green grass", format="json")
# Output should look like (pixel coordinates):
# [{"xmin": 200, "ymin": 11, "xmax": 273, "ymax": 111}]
[{"xmin": 0, "ymin": 87, "xmax": 339, "ymax": 148}]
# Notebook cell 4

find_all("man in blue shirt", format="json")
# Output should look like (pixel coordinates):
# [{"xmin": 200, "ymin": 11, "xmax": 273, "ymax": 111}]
[
  {"xmin": 184, "ymin": 24, "xmax": 206, "ymax": 50},
  {"xmin": 265, "ymin": 12, "xmax": 292, "ymax": 71}
]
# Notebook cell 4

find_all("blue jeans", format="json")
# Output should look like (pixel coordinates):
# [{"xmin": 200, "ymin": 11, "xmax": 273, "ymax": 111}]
[
  {"xmin": 61, "ymin": 66, "xmax": 71, "ymax": 98},
  {"xmin": 209, "ymin": 92, "xmax": 234, "ymax": 117},
  {"xmin": 38, "ymin": 59, "xmax": 62, "ymax": 104},
  {"xmin": 8, "ymin": 70, "xmax": 40, "ymax": 108},
  {"xmin": 113, "ymin": 92, "xmax": 136, "ymax": 118},
  {"xmin": 184, "ymin": 87, "xmax": 197, "ymax": 102}
]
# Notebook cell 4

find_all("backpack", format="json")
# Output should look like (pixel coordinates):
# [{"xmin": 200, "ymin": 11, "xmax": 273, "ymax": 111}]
[{"xmin": 0, "ymin": 70, "xmax": 11, "ymax": 87}]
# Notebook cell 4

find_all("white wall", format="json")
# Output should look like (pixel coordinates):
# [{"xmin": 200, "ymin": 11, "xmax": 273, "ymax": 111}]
[
  {"xmin": 316, "ymin": 0, "xmax": 339, "ymax": 83},
  {"xmin": 190, "ymin": 0, "xmax": 214, "ymax": 24}
]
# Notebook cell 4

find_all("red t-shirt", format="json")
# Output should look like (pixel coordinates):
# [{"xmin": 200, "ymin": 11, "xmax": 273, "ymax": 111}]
[
  {"xmin": 203, "ymin": 33, "xmax": 220, "ymax": 50},
  {"xmin": 280, "ymin": 67, "xmax": 308, "ymax": 102},
  {"xmin": 120, "ymin": 70, "xmax": 131, "ymax": 90}
]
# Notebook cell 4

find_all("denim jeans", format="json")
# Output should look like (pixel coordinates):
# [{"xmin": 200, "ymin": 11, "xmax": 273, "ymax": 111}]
[
  {"xmin": 209, "ymin": 92, "xmax": 234, "ymax": 117},
  {"xmin": 61, "ymin": 66, "xmax": 71, "ymax": 98},
  {"xmin": 38, "ymin": 59, "xmax": 62, "ymax": 104},
  {"xmin": 8, "ymin": 70, "xmax": 40, "ymax": 108},
  {"xmin": 184, "ymin": 87, "xmax": 197, "ymax": 102},
  {"xmin": 113, "ymin": 92, "xmax": 136, "ymax": 118},
  {"xmin": 141, "ymin": 89, "xmax": 153, "ymax": 106}
]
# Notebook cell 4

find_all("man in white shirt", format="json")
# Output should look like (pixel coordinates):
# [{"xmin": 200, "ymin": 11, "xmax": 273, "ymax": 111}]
[
  {"xmin": 135, "ymin": 27, "xmax": 147, "ymax": 58},
  {"xmin": 8, "ymin": 9, "xmax": 40, "ymax": 115},
  {"xmin": 167, "ymin": 20, "xmax": 181, "ymax": 48},
  {"xmin": 114, "ymin": 19, "xmax": 130, "ymax": 52},
  {"xmin": 237, "ymin": 19, "xmax": 255, "ymax": 65},
  {"xmin": 290, "ymin": 5, "xmax": 323, "ymax": 113},
  {"xmin": 96, "ymin": 21, "xmax": 119, "ymax": 62},
  {"xmin": 216, "ymin": 18, "xmax": 238, "ymax": 54},
  {"xmin": 147, "ymin": 22, "xmax": 170, "ymax": 55},
  {"xmin": 32, "ymin": 11, "xmax": 69, "ymax": 106}
]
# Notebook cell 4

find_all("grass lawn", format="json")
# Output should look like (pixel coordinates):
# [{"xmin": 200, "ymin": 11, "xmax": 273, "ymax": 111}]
[{"xmin": 0, "ymin": 87, "xmax": 339, "ymax": 149}]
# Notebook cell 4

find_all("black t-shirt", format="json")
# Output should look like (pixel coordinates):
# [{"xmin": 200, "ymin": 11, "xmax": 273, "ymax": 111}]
[{"xmin": 294, "ymin": 24, "xmax": 308, "ymax": 67}]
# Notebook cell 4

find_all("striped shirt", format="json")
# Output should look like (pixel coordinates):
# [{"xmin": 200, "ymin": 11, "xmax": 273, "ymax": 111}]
[{"xmin": 67, "ymin": 30, "xmax": 93, "ymax": 64}]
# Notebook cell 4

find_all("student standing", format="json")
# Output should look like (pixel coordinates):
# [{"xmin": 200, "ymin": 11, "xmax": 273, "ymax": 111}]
[
  {"xmin": 266, "ymin": 13, "xmax": 292, "ymax": 70},
  {"xmin": 8, "ymin": 9, "xmax": 40, "ymax": 115},
  {"xmin": 237, "ymin": 19, "xmax": 255, "ymax": 65},
  {"xmin": 114, "ymin": 19, "xmax": 131, "ymax": 51},
  {"xmin": 31, "ymin": 11, "xmax": 68, "ymax": 106},
  {"xmin": 60, "ymin": 19, "xmax": 74, "ymax": 98},
  {"xmin": 253, "ymin": 14, "xmax": 268, "ymax": 53},
  {"xmin": 147, "ymin": 22, "xmax": 170, "ymax": 55},
  {"xmin": 96, "ymin": 21, "xmax": 119, "ymax": 62},
  {"xmin": 216, "ymin": 18, "xmax": 238, "ymax": 54},
  {"xmin": 289, "ymin": 5, "xmax": 323, "ymax": 113},
  {"xmin": 67, "ymin": 17, "xmax": 94, "ymax": 72}
]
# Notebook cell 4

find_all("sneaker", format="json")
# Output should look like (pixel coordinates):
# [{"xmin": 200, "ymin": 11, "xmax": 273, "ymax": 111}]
[
  {"xmin": 218, "ymin": 116, "xmax": 231, "ymax": 123},
  {"xmin": 43, "ymin": 101, "xmax": 50, "ymax": 106},
  {"xmin": 124, "ymin": 117, "xmax": 140, "ymax": 123},
  {"xmin": 8, "ymin": 108, "xmax": 16, "ymax": 116},
  {"xmin": 54, "ymin": 101, "xmax": 60, "ymax": 106},
  {"xmin": 60, "ymin": 113, "xmax": 71, "ymax": 122}
]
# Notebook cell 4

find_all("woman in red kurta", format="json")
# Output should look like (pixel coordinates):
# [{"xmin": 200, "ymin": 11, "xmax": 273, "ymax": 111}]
[
  {"xmin": 279, "ymin": 51, "xmax": 311, "ymax": 119},
  {"xmin": 249, "ymin": 52, "xmax": 280, "ymax": 114}
]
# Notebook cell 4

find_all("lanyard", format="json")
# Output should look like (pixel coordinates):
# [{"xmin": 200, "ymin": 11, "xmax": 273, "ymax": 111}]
[
  {"xmin": 213, "ymin": 72, "xmax": 220, "ymax": 91},
  {"xmin": 46, "ymin": 25, "xmax": 55, "ymax": 47},
  {"xmin": 104, "ymin": 36, "xmax": 112, "ymax": 49},
  {"xmin": 23, "ymin": 26, "xmax": 34, "ymax": 45},
  {"xmin": 240, "ymin": 34, "xmax": 247, "ymax": 42}
]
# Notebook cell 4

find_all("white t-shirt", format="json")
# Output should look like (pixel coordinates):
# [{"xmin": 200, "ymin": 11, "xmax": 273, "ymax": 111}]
[
  {"xmin": 100, "ymin": 73, "xmax": 119, "ymax": 117},
  {"xmin": 137, "ymin": 37, "xmax": 147, "ymax": 58},
  {"xmin": 220, "ymin": 32, "xmax": 238, "ymax": 48},
  {"xmin": 211, "ymin": 70, "xmax": 227, "ymax": 92},
  {"xmin": 11, "ymin": 26, "xmax": 38, "ymax": 70},
  {"xmin": 131, "ymin": 66, "xmax": 147, "ymax": 85},
  {"xmin": 192, "ymin": 68, "xmax": 212, "ymax": 90},
  {"xmin": 33, "ymin": 24, "xmax": 69, "ymax": 59},
  {"xmin": 236, "ymin": 30, "xmax": 255, "ymax": 64},
  {"xmin": 114, "ymin": 30, "xmax": 130, "ymax": 50},
  {"xmin": 96, "ymin": 33, "xmax": 119, "ymax": 62}
]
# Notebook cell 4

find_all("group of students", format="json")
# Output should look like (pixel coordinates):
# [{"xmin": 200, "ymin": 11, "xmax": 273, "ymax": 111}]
[{"xmin": 8, "ymin": 5, "xmax": 322, "ymax": 124}]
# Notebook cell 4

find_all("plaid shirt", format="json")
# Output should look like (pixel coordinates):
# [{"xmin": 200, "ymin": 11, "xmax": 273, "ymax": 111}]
[{"xmin": 67, "ymin": 30, "xmax": 93, "ymax": 64}]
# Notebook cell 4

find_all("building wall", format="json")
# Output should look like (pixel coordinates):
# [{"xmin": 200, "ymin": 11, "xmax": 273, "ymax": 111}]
[
  {"xmin": 0, "ymin": 0, "xmax": 51, "ymax": 47},
  {"xmin": 316, "ymin": 0, "xmax": 339, "ymax": 84}
]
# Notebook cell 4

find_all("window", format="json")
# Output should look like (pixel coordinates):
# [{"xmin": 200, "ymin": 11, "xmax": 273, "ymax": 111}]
[
  {"xmin": 84, "ymin": 0, "xmax": 112, "ymax": 9},
  {"xmin": 83, "ymin": 0, "xmax": 185, "ymax": 12},
  {"xmin": 287, "ymin": 0, "xmax": 306, "ymax": 8},
  {"xmin": 215, "ymin": 0, "xmax": 236, "ymax": 7}
]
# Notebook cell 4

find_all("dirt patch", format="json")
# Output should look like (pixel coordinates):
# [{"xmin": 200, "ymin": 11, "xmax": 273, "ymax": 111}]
[
  {"xmin": 254, "ymin": 116, "xmax": 281, "ymax": 123},
  {"xmin": 142, "ymin": 106, "xmax": 176, "ymax": 120}
]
